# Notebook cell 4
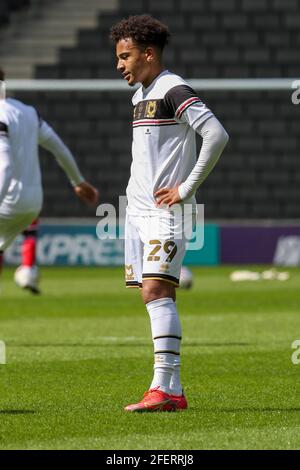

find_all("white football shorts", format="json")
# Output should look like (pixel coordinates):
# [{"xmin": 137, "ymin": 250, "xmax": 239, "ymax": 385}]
[
  {"xmin": 0, "ymin": 211, "xmax": 39, "ymax": 252},
  {"xmin": 125, "ymin": 210, "xmax": 194, "ymax": 288}
]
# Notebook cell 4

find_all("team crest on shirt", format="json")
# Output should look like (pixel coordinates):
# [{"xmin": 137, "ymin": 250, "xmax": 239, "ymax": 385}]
[
  {"xmin": 133, "ymin": 100, "xmax": 159, "ymax": 120},
  {"xmin": 132, "ymin": 98, "xmax": 178, "ymax": 129},
  {"xmin": 125, "ymin": 264, "xmax": 135, "ymax": 281},
  {"xmin": 145, "ymin": 101, "xmax": 157, "ymax": 118},
  {"xmin": 159, "ymin": 263, "xmax": 170, "ymax": 274}
]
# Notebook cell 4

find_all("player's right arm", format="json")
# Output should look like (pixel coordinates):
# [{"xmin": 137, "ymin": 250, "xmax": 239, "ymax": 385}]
[
  {"xmin": 155, "ymin": 85, "xmax": 228, "ymax": 207},
  {"xmin": 38, "ymin": 119, "xmax": 99, "ymax": 207},
  {"xmin": 158, "ymin": 85, "xmax": 229, "ymax": 203},
  {"xmin": 0, "ymin": 122, "xmax": 12, "ymax": 205},
  {"xmin": 178, "ymin": 115, "xmax": 229, "ymax": 201}
]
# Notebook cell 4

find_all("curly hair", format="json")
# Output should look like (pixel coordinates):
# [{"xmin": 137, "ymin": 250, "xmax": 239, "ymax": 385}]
[
  {"xmin": 110, "ymin": 15, "xmax": 170, "ymax": 51},
  {"xmin": 0, "ymin": 68, "xmax": 5, "ymax": 81}
]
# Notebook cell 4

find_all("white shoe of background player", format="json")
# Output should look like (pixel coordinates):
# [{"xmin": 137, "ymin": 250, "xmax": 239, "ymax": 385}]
[{"xmin": 14, "ymin": 266, "xmax": 41, "ymax": 295}]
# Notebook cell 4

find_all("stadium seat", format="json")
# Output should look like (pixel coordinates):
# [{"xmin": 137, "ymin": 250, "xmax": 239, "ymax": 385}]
[
  {"xmin": 9, "ymin": 0, "xmax": 300, "ymax": 219},
  {"xmin": 0, "ymin": 0, "xmax": 31, "ymax": 27}
]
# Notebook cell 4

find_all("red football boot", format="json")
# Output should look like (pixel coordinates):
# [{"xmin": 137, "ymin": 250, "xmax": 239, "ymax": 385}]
[
  {"xmin": 169, "ymin": 392, "xmax": 188, "ymax": 410},
  {"xmin": 124, "ymin": 387, "xmax": 177, "ymax": 412}
]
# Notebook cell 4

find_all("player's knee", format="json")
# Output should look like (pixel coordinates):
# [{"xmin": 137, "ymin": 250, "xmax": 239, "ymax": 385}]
[{"xmin": 142, "ymin": 280, "xmax": 175, "ymax": 304}]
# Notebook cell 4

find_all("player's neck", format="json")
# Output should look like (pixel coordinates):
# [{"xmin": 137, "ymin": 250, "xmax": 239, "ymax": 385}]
[{"xmin": 142, "ymin": 66, "xmax": 166, "ymax": 90}]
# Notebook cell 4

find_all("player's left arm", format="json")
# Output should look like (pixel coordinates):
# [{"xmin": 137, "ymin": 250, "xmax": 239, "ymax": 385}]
[
  {"xmin": 38, "ymin": 119, "xmax": 99, "ymax": 207},
  {"xmin": 177, "ymin": 115, "xmax": 229, "ymax": 201},
  {"xmin": 155, "ymin": 86, "xmax": 229, "ymax": 206},
  {"xmin": 0, "ymin": 122, "xmax": 13, "ymax": 205}
]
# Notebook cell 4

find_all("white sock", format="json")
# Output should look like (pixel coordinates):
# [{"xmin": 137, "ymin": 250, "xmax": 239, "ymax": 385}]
[
  {"xmin": 149, "ymin": 352, "xmax": 174, "ymax": 393},
  {"xmin": 169, "ymin": 356, "xmax": 183, "ymax": 396},
  {"xmin": 146, "ymin": 297, "xmax": 182, "ymax": 394}
]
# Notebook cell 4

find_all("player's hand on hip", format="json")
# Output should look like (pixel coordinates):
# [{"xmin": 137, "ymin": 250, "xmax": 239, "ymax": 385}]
[
  {"xmin": 154, "ymin": 186, "xmax": 181, "ymax": 208},
  {"xmin": 74, "ymin": 181, "xmax": 99, "ymax": 207}
]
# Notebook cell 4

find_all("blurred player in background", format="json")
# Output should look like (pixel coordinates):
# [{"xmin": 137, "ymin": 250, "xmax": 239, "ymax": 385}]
[
  {"xmin": 110, "ymin": 15, "xmax": 229, "ymax": 412},
  {"xmin": 0, "ymin": 68, "xmax": 99, "ymax": 291},
  {"xmin": 14, "ymin": 218, "xmax": 40, "ymax": 294}
]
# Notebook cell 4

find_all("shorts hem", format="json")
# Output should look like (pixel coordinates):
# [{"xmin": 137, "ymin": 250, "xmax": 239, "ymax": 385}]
[
  {"xmin": 126, "ymin": 281, "xmax": 143, "ymax": 289},
  {"xmin": 142, "ymin": 274, "xmax": 180, "ymax": 287}
]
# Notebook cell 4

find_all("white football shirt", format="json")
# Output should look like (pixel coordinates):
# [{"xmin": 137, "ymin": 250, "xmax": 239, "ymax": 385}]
[
  {"xmin": 127, "ymin": 70, "xmax": 213, "ymax": 215},
  {"xmin": 0, "ymin": 97, "xmax": 84, "ymax": 217},
  {"xmin": 0, "ymin": 98, "xmax": 43, "ymax": 215}
]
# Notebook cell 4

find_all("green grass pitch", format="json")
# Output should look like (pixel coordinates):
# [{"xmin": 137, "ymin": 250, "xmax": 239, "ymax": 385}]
[{"xmin": 0, "ymin": 266, "xmax": 300, "ymax": 450}]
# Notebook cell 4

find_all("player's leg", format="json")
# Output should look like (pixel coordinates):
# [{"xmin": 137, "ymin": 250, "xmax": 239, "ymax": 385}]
[
  {"xmin": 143, "ymin": 214, "xmax": 187, "ymax": 405},
  {"xmin": 0, "ymin": 211, "xmax": 40, "ymax": 292},
  {"xmin": 22, "ymin": 219, "xmax": 39, "ymax": 268},
  {"xmin": 14, "ymin": 218, "xmax": 40, "ymax": 294},
  {"xmin": 124, "ymin": 215, "xmax": 175, "ymax": 412},
  {"xmin": 142, "ymin": 280, "xmax": 180, "ymax": 393},
  {"xmin": 142, "ymin": 282, "xmax": 186, "ymax": 408},
  {"xmin": 124, "ymin": 278, "xmax": 179, "ymax": 412},
  {"xmin": 142, "ymin": 283, "xmax": 186, "ymax": 410},
  {"xmin": 124, "ymin": 213, "xmax": 188, "ymax": 412},
  {"xmin": 124, "ymin": 214, "xmax": 143, "ymax": 289}
]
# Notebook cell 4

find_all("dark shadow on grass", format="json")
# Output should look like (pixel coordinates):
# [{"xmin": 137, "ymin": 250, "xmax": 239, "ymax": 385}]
[
  {"xmin": 11, "ymin": 342, "xmax": 252, "ymax": 348},
  {"xmin": 12, "ymin": 344, "xmax": 149, "ymax": 348},
  {"xmin": 0, "ymin": 410, "xmax": 36, "ymax": 415},
  {"xmin": 203, "ymin": 408, "xmax": 300, "ymax": 413},
  {"xmin": 185, "ymin": 342, "xmax": 251, "ymax": 347}
]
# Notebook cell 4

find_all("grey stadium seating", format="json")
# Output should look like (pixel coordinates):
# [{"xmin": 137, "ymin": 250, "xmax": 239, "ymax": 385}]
[
  {"xmin": 3, "ymin": 0, "xmax": 300, "ymax": 219},
  {"xmin": 0, "ymin": 0, "xmax": 30, "ymax": 26}
]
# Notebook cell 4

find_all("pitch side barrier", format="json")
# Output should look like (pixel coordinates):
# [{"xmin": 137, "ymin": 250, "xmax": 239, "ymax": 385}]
[
  {"xmin": 5, "ymin": 78, "xmax": 298, "ymax": 92},
  {"xmin": 3, "ymin": 79, "xmax": 300, "ymax": 266},
  {"xmin": 4, "ymin": 219, "xmax": 300, "ymax": 267}
]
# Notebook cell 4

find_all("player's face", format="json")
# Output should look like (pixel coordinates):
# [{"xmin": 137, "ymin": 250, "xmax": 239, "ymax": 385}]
[{"xmin": 116, "ymin": 38, "xmax": 151, "ymax": 87}]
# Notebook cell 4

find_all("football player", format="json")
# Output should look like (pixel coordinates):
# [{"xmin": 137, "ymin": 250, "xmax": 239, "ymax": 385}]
[
  {"xmin": 0, "ymin": 68, "xmax": 99, "ymax": 289},
  {"xmin": 110, "ymin": 15, "xmax": 229, "ymax": 412}
]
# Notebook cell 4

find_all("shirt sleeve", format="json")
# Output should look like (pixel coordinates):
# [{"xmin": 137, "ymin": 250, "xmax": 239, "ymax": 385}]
[
  {"xmin": 178, "ymin": 116, "xmax": 229, "ymax": 200},
  {"xmin": 38, "ymin": 119, "xmax": 85, "ymax": 187},
  {"xmin": 0, "ymin": 122, "xmax": 12, "ymax": 205},
  {"xmin": 164, "ymin": 85, "xmax": 213, "ymax": 128}
]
